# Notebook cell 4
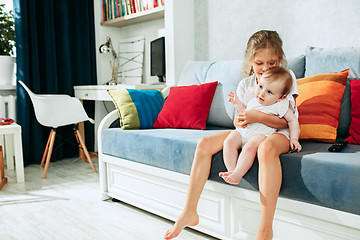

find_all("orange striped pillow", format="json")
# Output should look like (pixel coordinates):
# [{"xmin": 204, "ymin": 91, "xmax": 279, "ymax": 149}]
[{"xmin": 296, "ymin": 69, "xmax": 349, "ymax": 142}]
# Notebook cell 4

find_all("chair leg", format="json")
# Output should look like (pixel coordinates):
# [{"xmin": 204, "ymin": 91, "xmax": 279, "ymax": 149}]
[
  {"xmin": 41, "ymin": 129, "xmax": 54, "ymax": 167},
  {"xmin": 73, "ymin": 128, "xmax": 86, "ymax": 162},
  {"xmin": 43, "ymin": 129, "xmax": 56, "ymax": 179},
  {"xmin": 74, "ymin": 129, "xmax": 97, "ymax": 173},
  {"xmin": 0, "ymin": 146, "xmax": 8, "ymax": 190}
]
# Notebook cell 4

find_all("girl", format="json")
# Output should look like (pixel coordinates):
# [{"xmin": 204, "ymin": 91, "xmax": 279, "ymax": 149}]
[{"xmin": 164, "ymin": 30, "xmax": 298, "ymax": 240}]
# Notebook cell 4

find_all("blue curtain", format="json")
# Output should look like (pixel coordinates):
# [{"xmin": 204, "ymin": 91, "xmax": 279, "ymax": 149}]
[{"xmin": 14, "ymin": 0, "xmax": 97, "ymax": 166}]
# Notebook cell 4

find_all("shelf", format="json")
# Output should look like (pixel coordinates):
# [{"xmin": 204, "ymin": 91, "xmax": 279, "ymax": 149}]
[{"xmin": 101, "ymin": 6, "xmax": 164, "ymax": 28}]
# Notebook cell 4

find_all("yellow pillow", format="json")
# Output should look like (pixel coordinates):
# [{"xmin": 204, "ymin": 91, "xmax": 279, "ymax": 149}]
[
  {"xmin": 107, "ymin": 89, "xmax": 164, "ymax": 130},
  {"xmin": 296, "ymin": 69, "xmax": 349, "ymax": 142}
]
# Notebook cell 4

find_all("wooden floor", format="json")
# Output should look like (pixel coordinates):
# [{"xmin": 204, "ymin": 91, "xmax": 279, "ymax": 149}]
[{"xmin": 0, "ymin": 157, "xmax": 217, "ymax": 240}]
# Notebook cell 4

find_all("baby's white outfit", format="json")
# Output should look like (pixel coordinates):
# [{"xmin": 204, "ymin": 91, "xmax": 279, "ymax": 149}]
[
  {"xmin": 235, "ymin": 69, "xmax": 299, "ymax": 144},
  {"xmin": 237, "ymin": 96, "xmax": 289, "ymax": 146}
]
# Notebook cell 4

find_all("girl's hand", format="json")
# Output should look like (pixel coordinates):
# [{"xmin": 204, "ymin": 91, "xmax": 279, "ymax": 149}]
[
  {"xmin": 237, "ymin": 109, "xmax": 261, "ymax": 127},
  {"xmin": 234, "ymin": 111, "xmax": 246, "ymax": 128},
  {"xmin": 234, "ymin": 110, "xmax": 259, "ymax": 128},
  {"xmin": 290, "ymin": 139, "xmax": 302, "ymax": 152}
]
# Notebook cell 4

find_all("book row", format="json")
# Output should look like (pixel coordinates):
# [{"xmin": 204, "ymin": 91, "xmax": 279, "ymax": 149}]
[{"xmin": 103, "ymin": 0, "xmax": 165, "ymax": 21}]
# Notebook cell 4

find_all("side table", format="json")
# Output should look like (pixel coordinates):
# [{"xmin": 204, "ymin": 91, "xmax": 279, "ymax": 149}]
[{"xmin": 0, "ymin": 123, "xmax": 25, "ymax": 182}]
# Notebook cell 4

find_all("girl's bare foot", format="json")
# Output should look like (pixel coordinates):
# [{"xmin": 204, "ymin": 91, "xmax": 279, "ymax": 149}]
[
  {"xmin": 164, "ymin": 211, "xmax": 199, "ymax": 239},
  {"xmin": 256, "ymin": 228, "xmax": 273, "ymax": 240}
]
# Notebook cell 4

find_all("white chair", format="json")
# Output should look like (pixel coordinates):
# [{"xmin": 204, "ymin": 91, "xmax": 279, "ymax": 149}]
[{"xmin": 18, "ymin": 80, "xmax": 97, "ymax": 178}]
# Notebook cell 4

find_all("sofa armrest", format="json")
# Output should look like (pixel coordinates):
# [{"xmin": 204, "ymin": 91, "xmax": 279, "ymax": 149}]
[
  {"xmin": 98, "ymin": 109, "xmax": 119, "ymax": 152},
  {"xmin": 161, "ymin": 85, "xmax": 173, "ymax": 98},
  {"xmin": 97, "ymin": 109, "xmax": 119, "ymax": 200}
]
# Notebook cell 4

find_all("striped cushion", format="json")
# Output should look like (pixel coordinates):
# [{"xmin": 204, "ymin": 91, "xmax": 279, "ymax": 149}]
[
  {"xmin": 108, "ymin": 89, "xmax": 164, "ymax": 129},
  {"xmin": 296, "ymin": 69, "xmax": 349, "ymax": 142}
]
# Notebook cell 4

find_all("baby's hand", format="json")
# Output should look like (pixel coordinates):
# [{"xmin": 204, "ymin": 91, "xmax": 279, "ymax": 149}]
[
  {"xmin": 228, "ymin": 92, "xmax": 239, "ymax": 105},
  {"xmin": 290, "ymin": 139, "xmax": 302, "ymax": 152}
]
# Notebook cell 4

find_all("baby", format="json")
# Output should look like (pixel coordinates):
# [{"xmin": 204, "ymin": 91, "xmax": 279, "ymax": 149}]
[{"xmin": 219, "ymin": 67, "xmax": 301, "ymax": 184}]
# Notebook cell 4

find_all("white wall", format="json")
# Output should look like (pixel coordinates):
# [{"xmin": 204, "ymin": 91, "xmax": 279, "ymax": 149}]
[
  {"xmin": 195, "ymin": 0, "xmax": 360, "ymax": 61},
  {"xmin": 165, "ymin": 0, "xmax": 195, "ymax": 86}
]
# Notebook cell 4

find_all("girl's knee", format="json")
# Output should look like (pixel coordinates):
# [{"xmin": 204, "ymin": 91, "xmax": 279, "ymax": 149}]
[
  {"xmin": 197, "ymin": 136, "xmax": 213, "ymax": 155},
  {"xmin": 258, "ymin": 140, "xmax": 275, "ymax": 156},
  {"xmin": 257, "ymin": 140, "xmax": 279, "ymax": 163},
  {"xmin": 198, "ymin": 136, "xmax": 210, "ymax": 149}
]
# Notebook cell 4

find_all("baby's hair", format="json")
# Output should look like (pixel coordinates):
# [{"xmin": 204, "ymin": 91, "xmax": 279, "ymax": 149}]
[
  {"xmin": 242, "ymin": 30, "xmax": 287, "ymax": 77},
  {"xmin": 262, "ymin": 67, "xmax": 293, "ymax": 96}
]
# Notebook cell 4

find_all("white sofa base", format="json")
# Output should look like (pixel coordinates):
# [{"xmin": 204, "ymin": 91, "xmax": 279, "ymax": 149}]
[{"xmin": 98, "ymin": 110, "xmax": 360, "ymax": 240}]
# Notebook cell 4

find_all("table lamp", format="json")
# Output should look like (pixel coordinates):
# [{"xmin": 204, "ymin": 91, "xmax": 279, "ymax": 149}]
[{"xmin": 99, "ymin": 36, "xmax": 119, "ymax": 85}]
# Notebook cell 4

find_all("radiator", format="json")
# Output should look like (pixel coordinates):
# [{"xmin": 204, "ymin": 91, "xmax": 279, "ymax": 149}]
[{"xmin": 0, "ymin": 95, "xmax": 16, "ymax": 120}]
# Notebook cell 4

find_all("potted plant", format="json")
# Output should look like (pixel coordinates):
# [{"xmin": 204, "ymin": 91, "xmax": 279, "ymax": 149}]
[{"xmin": 0, "ymin": 3, "xmax": 16, "ymax": 86}]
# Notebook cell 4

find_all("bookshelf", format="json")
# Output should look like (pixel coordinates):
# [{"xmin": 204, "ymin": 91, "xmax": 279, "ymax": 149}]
[
  {"xmin": 101, "ymin": 5, "xmax": 164, "ymax": 28},
  {"xmin": 96, "ymin": 0, "xmax": 194, "ymax": 87}
]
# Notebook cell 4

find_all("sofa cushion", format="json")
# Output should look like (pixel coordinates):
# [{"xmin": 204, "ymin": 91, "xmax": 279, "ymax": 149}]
[
  {"xmin": 296, "ymin": 70, "xmax": 349, "ymax": 142},
  {"xmin": 305, "ymin": 46, "xmax": 360, "ymax": 139},
  {"xmin": 287, "ymin": 55, "xmax": 305, "ymax": 79},
  {"xmin": 305, "ymin": 46, "xmax": 360, "ymax": 79},
  {"xmin": 153, "ymin": 81, "xmax": 218, "ymax": 130},
  {"xmin": 177, "ymin": 61, "xmax": 215, "ymax": 86},
  {"xmin": 346, "ymin": 79, "xmax": 360, "ymax": 144},
  {"xmin": 177, "ymin": 61, "xmax": 242, "ymax": 128},
  {"xmin": 102, "ymin": 128, "xmax": 228, "ymax": 174},
  {"xmin": 205, "ymin": 61, "xmax": 243, "ymax": 128},
  {"xmin": 208, "ymin": 142, "xmax": 360, "ymax": 215},
  {"xmin": 107, "ymin": 89, "xmax": 164, "ymax": 130}
]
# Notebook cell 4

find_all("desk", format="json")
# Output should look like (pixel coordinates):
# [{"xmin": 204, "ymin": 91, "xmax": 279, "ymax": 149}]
[
  {"xmin": 73, "ymin": 84, "xmax": 166, "ymax": 151},
  {"xmin": 74, "ymin": 84, "xmax": 165, "ymax": 101}
]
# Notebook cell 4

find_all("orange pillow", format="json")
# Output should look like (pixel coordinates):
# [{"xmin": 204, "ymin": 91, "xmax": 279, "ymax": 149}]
[{"xmin": 296, "ymin": 69, "xmax": 349, "ymax": 142}]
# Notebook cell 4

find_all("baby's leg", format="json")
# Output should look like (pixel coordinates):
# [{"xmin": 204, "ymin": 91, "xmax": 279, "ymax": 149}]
[
  {"xmin": 219, "ymin": 130, "xmax": 242, "ymax": 178},
  {"xmin": 224, "ymin": 135, "xmax": 266, "ymax": 185}
]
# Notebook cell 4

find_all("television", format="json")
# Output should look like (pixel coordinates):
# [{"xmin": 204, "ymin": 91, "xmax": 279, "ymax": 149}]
[{"xmin": 150, "ymin": 37, "xmax": 166, "ymax": 82}]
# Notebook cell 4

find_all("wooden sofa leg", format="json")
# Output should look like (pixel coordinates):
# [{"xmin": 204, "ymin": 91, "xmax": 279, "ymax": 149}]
[{"xmin": 42, "ymin": 129, "xmax": 56, "ymax": 179}]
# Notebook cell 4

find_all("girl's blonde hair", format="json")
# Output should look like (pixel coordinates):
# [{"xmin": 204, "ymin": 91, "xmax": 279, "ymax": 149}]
[{"xmin": 242, "ymin": 30, "xmax": 287, "ymax": 77}]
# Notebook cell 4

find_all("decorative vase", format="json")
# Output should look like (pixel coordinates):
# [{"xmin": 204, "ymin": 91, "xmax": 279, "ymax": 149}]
[{"xmin": 0, "ymin": 56, "xmax": 16, "ymax": 86}]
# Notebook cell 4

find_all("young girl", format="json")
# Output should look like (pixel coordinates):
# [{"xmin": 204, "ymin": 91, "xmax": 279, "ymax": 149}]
[
  {"xmin": 220, "ymin": 67, "xmax": 301, "ymax": 185},
  {"xmin": 164, "ymin": 30, "xmax": 298, "ymax": 240}
]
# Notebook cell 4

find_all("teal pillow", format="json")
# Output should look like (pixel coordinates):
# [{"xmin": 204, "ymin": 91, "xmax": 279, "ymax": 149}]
[{"xmin": 108, "ymin": 89, "xmax": 164, "ymax": 129}]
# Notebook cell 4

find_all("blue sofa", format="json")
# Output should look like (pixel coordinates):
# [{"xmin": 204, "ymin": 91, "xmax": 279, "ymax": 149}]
[{"xmin": 98, "ymin": 47, "xmax": 360, "ymax": 240}]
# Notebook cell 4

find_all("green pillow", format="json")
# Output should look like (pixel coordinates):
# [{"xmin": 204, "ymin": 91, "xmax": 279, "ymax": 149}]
[{"xmin": 107, "ymin": 88, "xmax": 164, "ymax": 129}]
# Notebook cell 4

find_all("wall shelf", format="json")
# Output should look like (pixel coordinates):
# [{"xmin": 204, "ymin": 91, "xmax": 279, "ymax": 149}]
[{"xmin": 101, "ymin": 6, "xmax": 164, "ymax": 28}]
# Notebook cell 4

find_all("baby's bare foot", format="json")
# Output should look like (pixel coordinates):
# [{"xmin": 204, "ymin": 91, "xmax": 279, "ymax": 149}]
[
  {"xmin": 223, "ymin": 172, "xmax": 242, "ymax": 185},
  {"xmin": 164, "ymin": 211, "xmax": 199, "ymax": 239},
  {"xmin": 219, "ymin": 170, "xmax": 234, "ymax": 178}
]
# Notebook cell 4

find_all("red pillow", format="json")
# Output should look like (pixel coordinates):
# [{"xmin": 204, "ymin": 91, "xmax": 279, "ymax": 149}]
[
  {"xmin": 346, "ymin": 80, "xmax": 360, "ymax": 144},
  {"xmin": 153, "ymin": 81, "xmax": 218, "ymax": 130}
]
